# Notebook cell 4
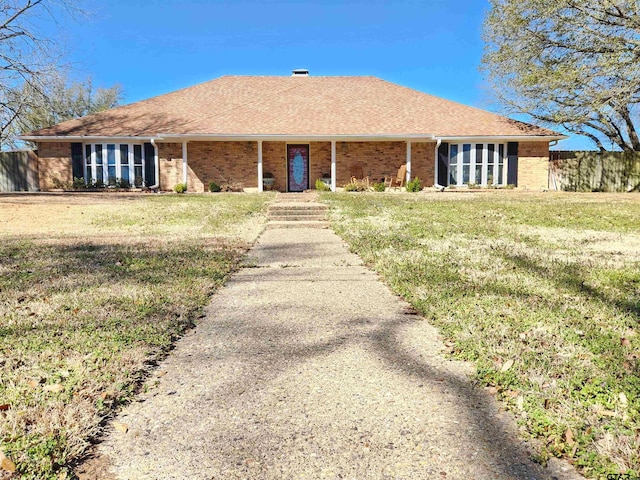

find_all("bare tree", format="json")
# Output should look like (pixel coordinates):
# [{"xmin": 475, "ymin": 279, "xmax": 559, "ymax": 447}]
[
  {"xmin": 0, "ymin": 0, "xmax": 80, "ymax": 148},
  {"xmin": 482, "ymin": 0, "xmax": 640, "ymax": 152},
  {"xmin": 13, "ymin": 72, "xmax": 122, "ymax": 139}
]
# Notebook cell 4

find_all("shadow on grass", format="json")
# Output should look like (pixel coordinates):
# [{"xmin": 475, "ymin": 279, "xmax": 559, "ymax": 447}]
[{"xmin": 499, "ymin": 251, "xmax": 640, "ymax": 321}]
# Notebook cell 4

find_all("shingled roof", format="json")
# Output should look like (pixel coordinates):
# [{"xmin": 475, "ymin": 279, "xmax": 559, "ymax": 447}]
[{"xmin": 24, "ymin": 76, "xmax": 560, "ymax": 139}]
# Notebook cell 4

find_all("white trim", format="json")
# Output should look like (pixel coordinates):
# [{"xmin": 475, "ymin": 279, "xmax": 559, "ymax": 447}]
[
  {"xmin": 22, "ymin": 136, "xmax": 163, "ymax": 142},
  {"xmin": 435, "ymin": 135, "xmax": 566, "ymax": 142},
  {"xmin": 434, "ymin": 139, "xmax": 441, "ymax": 187},
  {"xmin": 182, "ymin": 141, "xmax": 188, "ymax": 188},
  {"xmin": 331, "ymin": 140, "xmax": 336, "ymax": 192},
  {"xmin": 21, "ymin": 133, "xmax": 567, "ymax": 143},
  {"xmin": 406, "ymin": 141, "xmax": 412, "ymax": 183},
  {"xmin": 257, "ymin": 140, "xmax": 263, "ymax": 192}
]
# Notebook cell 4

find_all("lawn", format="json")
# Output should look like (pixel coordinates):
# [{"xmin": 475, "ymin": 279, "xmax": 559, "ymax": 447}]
[
  {"xmin": 0, "ymin": 192, "xmax": 274, "ymax": 478},
  {"xmin": 322, "ymin": 191, "xmax": 640, "ymax": 479}
]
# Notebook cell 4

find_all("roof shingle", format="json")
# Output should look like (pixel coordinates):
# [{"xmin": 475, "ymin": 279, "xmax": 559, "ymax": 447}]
[{"xmin": 25, "ymin": 76, "xmax": 560, "ymax": 138}]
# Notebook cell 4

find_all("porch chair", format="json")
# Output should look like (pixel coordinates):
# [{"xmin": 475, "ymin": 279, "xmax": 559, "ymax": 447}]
[
  {"xmin": 385, "ymin": 165, "xmax": 407, "ymax": 190},
  {"xmin": 349, "ymin": 164, "xmax": 370, "ymax": 187}
]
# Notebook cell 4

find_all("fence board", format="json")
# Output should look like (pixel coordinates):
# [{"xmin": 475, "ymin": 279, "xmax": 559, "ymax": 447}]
[
  {"xmin": 0, "ymin": 150, "xmax": 39, "ymax": 192},
  {"xmin": 550, "ymin": 151, "xmax": 640, "ymax": 192}
]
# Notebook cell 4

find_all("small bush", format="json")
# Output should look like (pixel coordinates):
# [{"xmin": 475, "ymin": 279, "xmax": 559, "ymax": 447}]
[
  {"xmin": 373, "ymin": 182, "xmax": 386, "ymax": 192},
  {"xmin": 174, "ymin": 183, "xmax": 187, "ymax": 194},
  {"xmin": 504, "ymin": 184, "xmax": 516, "ymax": 190},
  {"xmin": 72, "ymin": 177, "xmax": 87, "ymax": 189},
  {"xmin": 406, "ymin": 177, "xmax": 422, "ymax": 192},
  {"xmin": 315, "ymin": 179, "xmax": 331, "ymax": 191},
  {"xmin": 343, "ymin": 180, "xmax": 370, "ymax": 192},
  {"xmin": 468, "ymin": 183, "xmax": 481, "ymax": 190},
  {"xmin": 116, "ymin": 179, "xmax": 131, "ymax": 189},
  {"xmin": 208, "ymin": 181, "xmax": 221, "ymax": 192}
]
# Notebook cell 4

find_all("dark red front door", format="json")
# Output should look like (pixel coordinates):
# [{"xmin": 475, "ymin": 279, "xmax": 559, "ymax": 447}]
[{"xmin": 287, "ymin": 144, "xmax": 309, "ymax": 192}]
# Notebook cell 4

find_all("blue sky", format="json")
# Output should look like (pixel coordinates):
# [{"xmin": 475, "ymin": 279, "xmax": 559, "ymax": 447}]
[{"xmin": 53, "ymin": 0, "xmax": 586, "ymax": 149}]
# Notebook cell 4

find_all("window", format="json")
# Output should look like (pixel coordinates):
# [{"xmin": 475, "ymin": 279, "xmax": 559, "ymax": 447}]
[
  {"xmin": 449, "ymin": 144, "xmax": 458, "ymax": 186},
  {"xmin": 462, "ymin": 144, "xmax": 471, "ymax": 184},
  {"xmin": 446, "ymin": 142, "xmax": 506, "ymax": 187},
  {"xmin": 84, "ymin": 143, "xmax": 148, "ymax": 187},
  {"xmin": 474, "ymin": 144, "xmax": 483, "ymax": 185}
]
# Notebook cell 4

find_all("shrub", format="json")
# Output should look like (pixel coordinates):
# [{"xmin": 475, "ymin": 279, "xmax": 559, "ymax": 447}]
[
  {"xmin": 72, "ymin": 177, "xmax": 87, "ymax": 189},
  {"xmin": 174, "ymin": 183, "xmax": 187, "ymax": 194},
  {"xmin": 208, "ymin": 181, "xmax": 221, "ymax": 192},
  {"xmin": 406, "ymin": 177, "xmax": 422, "ymax": 192},
  {"xmin": 116, "ymin": 179, "xmax": 131, "ymax": 189},
  {"xmin": 343, "ymin": 180, "xmax": 370, "ymax": 192},
  {"xmin": 315, "ymin": 179, "xmax": 331, "ymax": 191},
  {"xmin": 372, "ymin": 182, "xmax": 386, "ymax": 192}
]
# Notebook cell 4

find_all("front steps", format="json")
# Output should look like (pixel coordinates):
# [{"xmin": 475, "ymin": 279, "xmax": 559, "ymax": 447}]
[{"xmin": 266, "ymin": 193, "xmax": 330, "ymax": 229}]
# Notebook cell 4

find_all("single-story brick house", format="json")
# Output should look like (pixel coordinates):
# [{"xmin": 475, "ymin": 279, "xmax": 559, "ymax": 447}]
[{"xmin": 21, "ymin": 70, "xmax": 565, "ymax": 192}]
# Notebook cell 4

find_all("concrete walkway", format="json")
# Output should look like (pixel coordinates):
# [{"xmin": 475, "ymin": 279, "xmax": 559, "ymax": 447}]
[{"xmin": 100, "ymin": 220, "xmax": 582, "ymax": 479}]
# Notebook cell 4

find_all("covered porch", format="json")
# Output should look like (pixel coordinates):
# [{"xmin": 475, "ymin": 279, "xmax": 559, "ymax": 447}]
[{"xmin": 170, "ymin": 136, "xmax": 436, "ymax": 193}]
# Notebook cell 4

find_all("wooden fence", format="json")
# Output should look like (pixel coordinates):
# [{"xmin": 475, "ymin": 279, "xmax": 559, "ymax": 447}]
[
  {"xmin": 549, "ymin": 151, "xmax": 640, "ymax": 192},
  {"xmin": 0, "ymin": 150, "xmax": 39, "ymax": 192}
]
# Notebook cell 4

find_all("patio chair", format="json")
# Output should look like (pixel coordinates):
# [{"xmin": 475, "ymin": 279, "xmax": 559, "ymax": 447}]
[
  {"xmin": 385, "ymin": 165, "xmax": 407, "ymax": 189},
  {"xmin": 349, "ymin": 164, "xmax": 370, "ymax": 187}
]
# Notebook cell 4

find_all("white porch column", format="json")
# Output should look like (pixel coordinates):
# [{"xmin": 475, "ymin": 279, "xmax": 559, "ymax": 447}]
[
  {"xmin": 182, "ymin": 141, "xmax": 188, "ymax": 188},
  {"xmin": 406, "ymin": 141, "xmax": 412, "ymax": 183},
  {"xmin": 257, "ymin": 140, "xmax": 263, "ymax": 192},
  {"xmin": 331, "ymin": 140, "xmax": 337, "ymax": 192}
]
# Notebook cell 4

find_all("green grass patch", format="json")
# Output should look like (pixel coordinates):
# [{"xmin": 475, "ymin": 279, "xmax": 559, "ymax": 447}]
[
  {"xmin": 0, "ymin": 193, "xmax": 274, "ymax": 478},
  {"xmin": 322, "ymin": 191, "xmax": 640, "ymax": 479}
]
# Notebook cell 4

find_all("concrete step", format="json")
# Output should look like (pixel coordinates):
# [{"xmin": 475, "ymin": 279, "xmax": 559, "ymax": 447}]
[
  {"xmin": 266, "ymin": 220, "xmax": 330, "ymax": 229},
  {"xmin": 268, "ymin": 214, "xmax": 327, "ymax": 221},
  {"xmin": 268, "ymin": 203, "xmax": 328, "ymax": 212}
]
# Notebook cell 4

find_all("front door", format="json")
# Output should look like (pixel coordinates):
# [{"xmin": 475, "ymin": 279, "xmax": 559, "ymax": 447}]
[{"xmin": 287, "ymin": 144, "xmax": 309, "ymax": 192}]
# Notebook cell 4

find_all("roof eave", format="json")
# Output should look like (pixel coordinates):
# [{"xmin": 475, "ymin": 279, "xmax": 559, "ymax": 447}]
[
  {"xmin": 20, "ymin": 133, "xmax": 568, "ymax": 143},
  {"xmin": 435, "ymin": 134, "xmax": 568, "ymax": 142}
]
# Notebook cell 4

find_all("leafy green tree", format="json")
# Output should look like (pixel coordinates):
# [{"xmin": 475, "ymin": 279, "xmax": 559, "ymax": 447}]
[{"xmin": 482, "ymin": 0, "xmax": 640, "ymax": 151}]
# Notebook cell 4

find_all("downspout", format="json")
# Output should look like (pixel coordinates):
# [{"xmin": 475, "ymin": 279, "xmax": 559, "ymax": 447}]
[
  {"xmin": 149, "ymin": 138, "xmax": 160, "ymax": 190},
  {"xmin": 434, "ymin": 138, "xmax": 442, "ymax": 188}
]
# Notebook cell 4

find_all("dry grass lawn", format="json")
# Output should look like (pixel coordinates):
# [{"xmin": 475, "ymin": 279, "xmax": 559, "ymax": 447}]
[
  {"xmin": 324, "ymin": 190, "xmax": 640, "ymax": 479},
  {"xmin": 0, "ymin": 192, "xmax": 274, "ymax": 479}
]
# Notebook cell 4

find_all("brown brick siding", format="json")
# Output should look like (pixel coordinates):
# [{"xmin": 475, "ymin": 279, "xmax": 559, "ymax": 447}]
[
  {"xmin": 158, "ymin": 143, "xmax": 183, "ymax": 191},
  {"xmin": 335, "ymin": 141, "xmax": 434, "ymax": 187},
  {"xmin": 262, "ymin": 142, "xmax": 287, "ymax": 192},
  {"xmin": 186, "ymin": 141, "xmax": 258, "ymax": 193},
  {"xmin": 518, "ymin": 142, "xmax": 549, "ymax": 190},
  {"xmin": 412, "ymin": 143, "xmax": 435, "ymax": 186},
  {"xmin": 36, "ymin": 142, "xmax": 72, "ymax": 190},
  {"xmin": 309, "ymin": 142, "xmax": 332, "ymax": 187}
]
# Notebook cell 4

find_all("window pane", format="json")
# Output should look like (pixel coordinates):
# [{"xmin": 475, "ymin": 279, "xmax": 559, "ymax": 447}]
[
  {"xmin": 107, "ymin": 144, "xmax": 116, "ymax": 184},
  {"xmin": 449, "ymin": 145, "xmax": 458, "ymax": 185},
  {"xmin": 120, "ymin": 145, "xmax": 129, "ymax": 164},
  {"xmin": 95, "ymin": 145, "xmax": 103, "ymax": 165},
  {"xmin": 133, "ymin": 145, "xmax": 143, "ymax": 186},
  {"xmin": 497, "ymin": 144, "xmax": 505, "ymax": 185},
  {"xmin": 85, "ymin": 145, "xmax": 92, "ymax": 181},
  {"xmin": 462, "ymin": 144, "xmax": 471, "ymax": 183},
  {"xmin": 475, "ymin": 144, "xmax": 483, "ymax": 184},
  {"xmin": 120, "ymin": 145, "xmax": 130, "ymax": 185},
  {"xmin": 134, "ymin": 166, "xmax": 143, "ymax": 186},
  {"xmin": 487, "ymin": 144, "xmax": 495, "ymax": 184}
]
